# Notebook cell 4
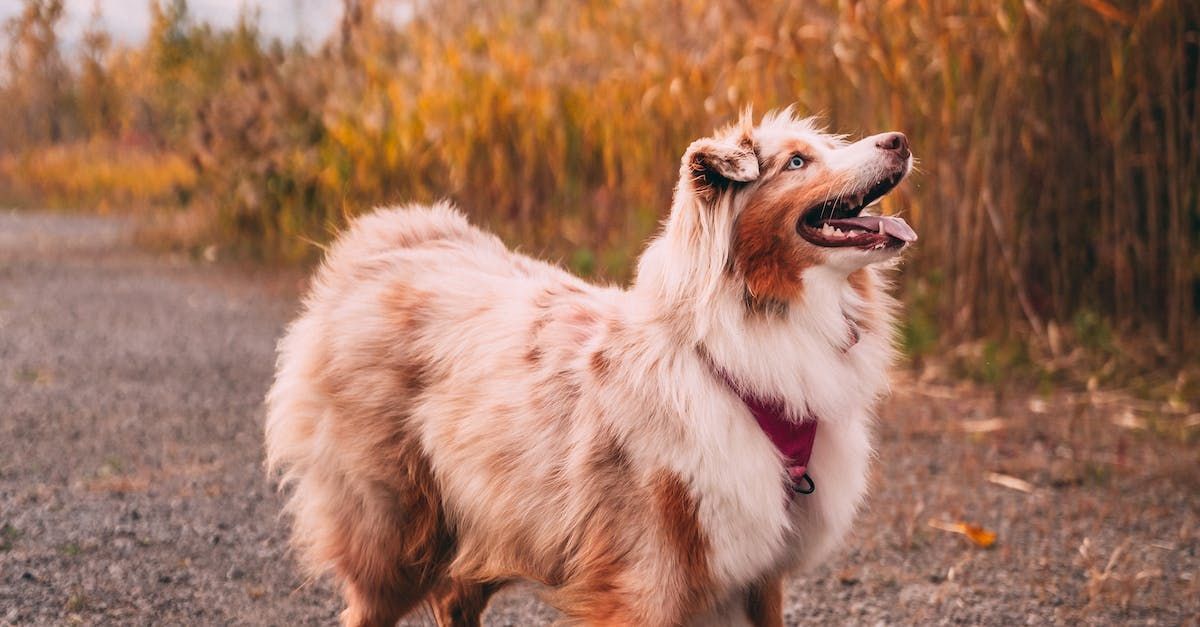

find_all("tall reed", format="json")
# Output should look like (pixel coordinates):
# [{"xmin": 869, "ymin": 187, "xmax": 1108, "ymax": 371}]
[{"xmin": 1, "ymin": 0, "xmax": 1196, "ymax": 356}]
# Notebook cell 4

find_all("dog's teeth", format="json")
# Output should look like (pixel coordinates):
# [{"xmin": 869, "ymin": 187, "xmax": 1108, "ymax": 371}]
[
  {"xmin": 879, "ymin": 222, "xmax": 885, "ymax": 234},
  {"xmin": 822, "ymin": 223, "xmax": 834, "ymax": 235}
]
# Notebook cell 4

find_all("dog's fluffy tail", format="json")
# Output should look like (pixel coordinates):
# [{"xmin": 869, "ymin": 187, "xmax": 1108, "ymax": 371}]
[
  {"xmin": 265, "ymin": 202, "xmax": 469, "ymax": 478},
  {"xmin": 265, "ymin": 200, "xmax": 491, "ymax": 470},
  {"xmin": 322, "ymin": 201, "xmax": 495, "ymax": 263},
  {"xmin": 264, "ymin": 201, "xmax": 491, "ymax": 575},
  {"xmin": 263, "ymin": 307, "xmax": 325, "ymax": 485}
]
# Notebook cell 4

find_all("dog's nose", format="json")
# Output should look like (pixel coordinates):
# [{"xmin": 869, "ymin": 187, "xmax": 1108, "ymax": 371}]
[{"xmin": 875, "ymin": 132, "xmax": 910, "ymax": 159}]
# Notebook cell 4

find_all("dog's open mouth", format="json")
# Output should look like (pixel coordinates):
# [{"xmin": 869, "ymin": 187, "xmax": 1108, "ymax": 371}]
[{"xmin": 797, "ymin": 171, "xmax": 917, "ymax": 249}]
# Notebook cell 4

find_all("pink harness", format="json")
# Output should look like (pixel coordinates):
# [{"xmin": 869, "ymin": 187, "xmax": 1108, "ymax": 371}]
[
  {"xmin": 715, "ymin": 369, "xmax": 817, "ymax": 495},
  {"xmin": 706, "ymin": 318, "xmax": 862, "ymax": 495}
]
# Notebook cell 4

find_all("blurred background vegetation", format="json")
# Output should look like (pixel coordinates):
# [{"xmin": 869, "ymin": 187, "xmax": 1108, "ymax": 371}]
[{"xmin": 1, "ymin": 0, "xmax": 1197, "ymax": 391}]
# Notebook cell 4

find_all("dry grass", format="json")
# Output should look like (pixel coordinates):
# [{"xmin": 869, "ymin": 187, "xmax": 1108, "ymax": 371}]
[
  {"xmin": 0, "ymin": 0, "xmax": 1197, "ymax": 358},
  {"xmin": 0, "ymin": 140, "xmax": 195, "ymax": 211},
  {"xmin": 864, "ymin": 370, "xmax": 1200, "ymax": 621}
]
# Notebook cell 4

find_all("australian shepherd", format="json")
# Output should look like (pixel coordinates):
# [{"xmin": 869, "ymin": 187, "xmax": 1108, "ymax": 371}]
[{"xmin": 265, "ymin": 109, "xmax": 915, "ymax": 626}]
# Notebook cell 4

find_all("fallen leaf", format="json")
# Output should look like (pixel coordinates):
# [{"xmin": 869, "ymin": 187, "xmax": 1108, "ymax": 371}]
[
  {"xmin": 927, "ymin": 519, "xmax": 997, "ymax": 548},
  {"xmin": 960, "ymin": 523, "xmax": 998, "ymax": 548},
  {"xmin": 986, "ymin": 472, "xmax": 1036, "ymax": 494}
]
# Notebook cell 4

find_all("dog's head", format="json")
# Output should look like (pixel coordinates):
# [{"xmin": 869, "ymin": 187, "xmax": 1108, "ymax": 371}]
[{"xmin": 680, "ymin": 110, "xmax": 914, "ymax": 306}]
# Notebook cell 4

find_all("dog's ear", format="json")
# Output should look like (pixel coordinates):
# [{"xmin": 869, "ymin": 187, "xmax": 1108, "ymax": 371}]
[{"xmin": 682, "ymin": 134, "xmax": 760, "ymax": 198}]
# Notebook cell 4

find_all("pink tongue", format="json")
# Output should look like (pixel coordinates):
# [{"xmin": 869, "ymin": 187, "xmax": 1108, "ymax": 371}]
[{"xmin": 825, "ymin": 215, "xmax": 917, "ymax": 242}]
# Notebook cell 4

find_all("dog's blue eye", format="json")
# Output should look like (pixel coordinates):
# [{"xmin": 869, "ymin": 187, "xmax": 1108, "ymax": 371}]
[{"xmin": 787, "ymin": 155, "xmax": 806, "ymax": 170}]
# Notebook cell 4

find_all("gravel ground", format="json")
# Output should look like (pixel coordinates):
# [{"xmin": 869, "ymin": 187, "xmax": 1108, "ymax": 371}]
[{"xmin": 0, "ymin": 210, "xmax": 1195, "ymax": 626}]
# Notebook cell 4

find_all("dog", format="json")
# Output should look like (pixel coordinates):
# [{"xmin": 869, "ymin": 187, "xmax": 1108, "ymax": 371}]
[{"xmin": 265, "ymin": 108, "xmax": 914, "ymax": 626}]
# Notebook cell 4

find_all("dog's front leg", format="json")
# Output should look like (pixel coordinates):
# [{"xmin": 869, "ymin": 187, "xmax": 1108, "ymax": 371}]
[
  {"xmin": 429, "ymin": 579, "xmax": 505, "ymax": 627},
  {"xmin": 743, "ymin": 575, "xmax": 784, "ymax": 627},
  {"xmin": 683, "ymin": 576, "xmax": 782, "ymax": 627}
]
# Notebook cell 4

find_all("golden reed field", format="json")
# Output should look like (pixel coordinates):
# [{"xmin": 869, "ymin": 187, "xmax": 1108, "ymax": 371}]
[{"xmin": 1, "ymin": 0, "xmax": 1197, "ymax": 386}]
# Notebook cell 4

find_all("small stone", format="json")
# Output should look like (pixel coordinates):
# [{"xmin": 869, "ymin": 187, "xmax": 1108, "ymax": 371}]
[{"xmin": 227, "ymin": 567, "xmax": 245, "ymax": 581}]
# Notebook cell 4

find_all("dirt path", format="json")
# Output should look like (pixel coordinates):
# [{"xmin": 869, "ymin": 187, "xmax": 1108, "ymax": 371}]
[{"xmin": 0, "ymin": 211, "xmax": 1195, "ymax": 626}]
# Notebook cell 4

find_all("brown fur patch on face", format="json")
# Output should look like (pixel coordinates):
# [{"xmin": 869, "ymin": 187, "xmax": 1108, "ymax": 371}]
[
  {"xmin": 731, "ymin": 149, "xmax": 857, "ymax": 310},
  {"xmin": 732, "ymin": 186, "xmax": 814, "ymax": 308}
]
